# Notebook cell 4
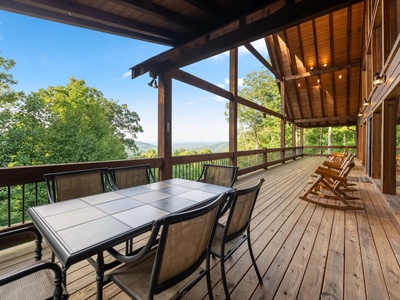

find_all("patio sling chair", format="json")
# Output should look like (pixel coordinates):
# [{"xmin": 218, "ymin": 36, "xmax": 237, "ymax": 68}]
[
  {"xmin": 106, "ymin": 164, "xmax": 156, "ymax": 190},
  {"xmin": 0, "ymin": 226, "xmax": 68, "ymax": 300},
  {"xmin": 105, "ymin": 192, "xmax": 230, "ymax": 300},
  {"xmin": 44, "ymin": 168, "xmax": 109, "ymax": 203},
  {"xmin": 197, "ymin": 164, "xmax": 239, "ymax": 188},
  {"xmin": 210, "ymin": 178, "xmax": 265, "ymax": 300},
  {"xmin": 44, "ymin": 168, "xmax": 109, "ymax": 262}
]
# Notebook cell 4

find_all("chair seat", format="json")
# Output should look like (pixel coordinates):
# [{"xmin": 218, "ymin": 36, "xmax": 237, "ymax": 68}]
[
  {"xmin": 211, "ymin": 224, "xmax": 246, "ymax": 257},
  {"xmin": 0, "ymin": 261, "xmax": 62, "ymax": 300},
  {"xmin": 109, "ymin": 247, "xmax": 206, "ymax": 300}
]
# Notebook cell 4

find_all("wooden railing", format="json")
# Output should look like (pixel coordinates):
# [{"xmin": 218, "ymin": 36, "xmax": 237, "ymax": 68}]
[{"xmin": 0, "ymin": 145, "xmax": 353, "ymax": 229}]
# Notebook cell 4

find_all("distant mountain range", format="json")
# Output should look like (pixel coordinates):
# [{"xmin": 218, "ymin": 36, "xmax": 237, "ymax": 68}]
[{"xmin": 135, "ymin": 141, "xmax": 229, "ymax": 153}]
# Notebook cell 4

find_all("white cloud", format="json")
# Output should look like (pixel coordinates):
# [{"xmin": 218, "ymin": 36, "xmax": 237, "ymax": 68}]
[
  {"xmin": 238, "ymin": 38, "xmax": 268, "ymax": 57},
  {"xmin": 121, "ymin": 71, "xmax": 130, "ymax": 79},
  {"xmin": 208, "ymin": 51, "xmax": 229, "ymax": 61},
  {"xmin": 222, "ymin": 77, "xmax": 244, "ymax": 88},
  {"xmin": 186, "ymin": 101, "xmax": 194, "ymax": 106},
  {"xmin": 217, "ymin": 83, "xmax": 225, "ymax": 89},
  {"xmin": 213, "ymin": 95, "xmax": 225, "ymax": 102},
  {"xmin": 208, "ymin": 39, "xmax": 267, "ymax": 60}
]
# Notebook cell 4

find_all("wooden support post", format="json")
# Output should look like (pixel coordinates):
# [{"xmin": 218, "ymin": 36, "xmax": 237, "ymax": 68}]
[
  {"xmin": 371, "ymin": 110, "xmax": 382, "ymax": 179},
  {"xmin": 292, "ymin": 123, "xmax": 296, "ymax": 158},
  {"xmin": 359, "ymin": 122, "xmax": 366, "ymax": 165},
  {"xmin": 158, "ymin": 72, "xmax": 173, "ymax": 180},
  {"xmin": 300, "ymin": 127, "xmax": 304, "ymax": 156},
  {"xmin": 280, "ymin": 81, "xmax": 286, "ymax": 162},
  {"xmin": 381, "ymin": 98, "xmax": 398, "ymax": 194},
  {"xmin": 229, "ymin": 48, "xmax": 238, "ymax": 167}
]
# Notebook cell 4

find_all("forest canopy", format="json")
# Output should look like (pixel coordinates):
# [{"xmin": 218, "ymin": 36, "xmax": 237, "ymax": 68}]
[{"xmin": 0, "ymin": 55, "xmax": 143, "ymax": 167}]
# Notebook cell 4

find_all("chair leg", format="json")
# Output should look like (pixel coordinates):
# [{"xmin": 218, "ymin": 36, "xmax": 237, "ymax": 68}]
[
  {"xmin": 206, "ymin": 256, "xmax": 214, "ymax": 300},
  {"xmin": 220, "ymin": 254, "xmax": 231, "ymax": 300},
  {"xmin": 219, "ymin": 242, "xmax": 231, "ymax": 300},
  {"xmin": 246, "ymin": 231, "xmax": 262, "ymax": 283}
]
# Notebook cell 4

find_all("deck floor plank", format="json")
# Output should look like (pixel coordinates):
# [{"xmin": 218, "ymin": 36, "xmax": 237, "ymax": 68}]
[{"xmin": 3, "ymin": 157, "xmax": 400, "ymax": 300}]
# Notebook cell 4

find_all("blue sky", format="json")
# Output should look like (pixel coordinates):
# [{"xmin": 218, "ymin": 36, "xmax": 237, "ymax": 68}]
[{"xmin": 0, "ymin": 11, "xmax": 267, "ymax": 144}]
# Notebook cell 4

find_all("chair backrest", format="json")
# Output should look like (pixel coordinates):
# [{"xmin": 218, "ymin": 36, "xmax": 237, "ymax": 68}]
[
  {"xmin": 197, "ymin": 164, "xmax": 239, "ymax": 188},
  {"xmin": 149, "ymin": 192, "xmax": 229, "ymax": 295},
  {"xmin": 44, "ymin": 168, "xmax": 108, "ymax": 203},
  {"xmin": 107, "ymin": 164, "xmax": 156, "ymax": 190},
  {"xmin": 224, "ymin": 178, "xmax": 264, "ymax": 240}
]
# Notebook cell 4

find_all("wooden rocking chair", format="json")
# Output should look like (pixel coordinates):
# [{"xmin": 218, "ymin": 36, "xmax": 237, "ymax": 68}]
[
  {"xmin": 328, "ymin": 146, "xmax": 349, "ymax": 165},
  {"xmin": 300, "ymin": 161, "xmax": 364, "ymax": 210}
]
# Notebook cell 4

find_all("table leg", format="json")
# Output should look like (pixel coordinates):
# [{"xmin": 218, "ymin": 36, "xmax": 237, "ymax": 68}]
[{"xmin": 96, "ymin": 252, "xmax": 104, "ymax": 300}]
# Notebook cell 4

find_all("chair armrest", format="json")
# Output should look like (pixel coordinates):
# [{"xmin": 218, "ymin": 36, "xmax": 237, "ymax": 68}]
[
  {"xmin": 107, "ymin": 220, "xmax": 162, "ymax": 264},
  {"xmin": 316, "ymin": 168, "xmax": 347, "ymax": 183},
  {"xmin": 0, "ymin": 261, "xmax": 67, "ymax": 300},
  {"xmin": 317, "ymin": 166, "xmax": 340, "ymax": 176},
  {"xmin": 322, "ymin": 161, "xmax": 343, "ymax": 170},
  {"xmin": 0, "ymin": 226, "xmax": 43, "ymax": 260}
]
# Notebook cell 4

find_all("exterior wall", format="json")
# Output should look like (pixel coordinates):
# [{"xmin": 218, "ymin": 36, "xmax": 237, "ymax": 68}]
[{"xmin": 359, "ymin": 0, "xmax": 400, "ymax": 194}]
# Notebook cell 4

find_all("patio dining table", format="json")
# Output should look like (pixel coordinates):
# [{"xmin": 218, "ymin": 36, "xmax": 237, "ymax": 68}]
[{"xmin": 27, "ymin": 178, "xmax": 233, "ymax": 300}]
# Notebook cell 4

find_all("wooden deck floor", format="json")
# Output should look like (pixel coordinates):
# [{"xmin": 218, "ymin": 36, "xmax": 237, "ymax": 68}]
[{"xmin": 2, "ymin": 157, "xmax": 400, "ymax": 300}]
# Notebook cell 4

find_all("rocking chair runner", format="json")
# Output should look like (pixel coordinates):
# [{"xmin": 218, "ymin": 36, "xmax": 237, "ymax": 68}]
[{"xmin": 300, "ymin": 161, "xmax": 364, "ymax": 210}]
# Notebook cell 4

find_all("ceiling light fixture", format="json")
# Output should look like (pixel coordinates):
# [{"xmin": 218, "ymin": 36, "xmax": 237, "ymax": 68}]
[
  {"xmin": 147, "ymin": 74, "xmax": 158, "ymax": 88},
  {"xmin": 363, "ymin": 98, "xmax": 370, "ymax": 106},
  {"xmin": 372, "ymin": 72, "xmax": 385, "ymax": 86}
]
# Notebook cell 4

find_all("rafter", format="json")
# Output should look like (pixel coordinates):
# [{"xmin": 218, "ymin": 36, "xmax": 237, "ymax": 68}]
[
  {"xmin": 130, "ymin": 0, "xmax": 364, "ymax": 78},
  {"xmin": 0, "ymin": 0, "xmax": 182, "ymax": 45},
  {"xmin": 109, "ymin": 0, "xmax": 210, "ymax": 33},
  {"xmin": 282, "ymin": 61, "xmax": 361, "ymax": 81},
  {"xmin": 244, "ymin": 43, "xmax": 282, "ymax": 80}
]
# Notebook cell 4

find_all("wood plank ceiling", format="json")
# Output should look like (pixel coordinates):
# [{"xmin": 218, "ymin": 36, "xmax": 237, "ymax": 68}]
[
  {"xmin": 266, "ymin": 2, "xmax": 364, "ymax": 127},
  {"xmin": 0, "ymin": 0, "xmax": 365, "ymax": 128}
]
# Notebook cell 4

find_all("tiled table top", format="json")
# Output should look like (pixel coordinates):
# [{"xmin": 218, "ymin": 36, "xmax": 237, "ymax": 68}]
[{"xmin": 28, "ymin": 178, "xmax": 232, "ymax": 267}]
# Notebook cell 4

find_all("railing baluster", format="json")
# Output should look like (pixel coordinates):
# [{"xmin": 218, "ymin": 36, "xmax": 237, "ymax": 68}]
[
  {"xmin": 0, "ymin": 145, "xmax": 354, "ymax": 229},
  {"xmin": 22, "ymin": 184, "xmax": 25, "ymax": 224}
]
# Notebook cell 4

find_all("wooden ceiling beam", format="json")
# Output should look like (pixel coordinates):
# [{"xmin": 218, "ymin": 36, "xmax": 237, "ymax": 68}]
[
  {"xmin": 130, "ymin": 0, "xmax": 364, "ymax": 78},
  {"xmin": 109, "ymin": 0, "xmax": 210, "ymax": 32},
  {"xmin": 329, "ymin": 13, "xmax": 338, "ymax": 117},
  {"xmin": 244, "ymin": 43, "xmax": 282, "ymax": 80},
  {"xmin": 1, "ymin": 0, "xmax": 182, "ymax": 45},
  {"xmin": 283, "ymin": 28, "xmax": 305, "ymax": 120},
  {"xmin": 237, "ymin": 96, "xmax": 290, "ymax": 121},
  {"xmin": 182, "ymin": 0, "xmax": 230, "ymax": 23},
  {"xmin": 169, "ymin": 69, "xmax": 232, "ymax": 100},
  {"xmin": 346, "ymin": 6, "xmax": 352, "ymax": 115},
  {"xmin": 282, "ymin": 61, "xmax": 361, "ymax": 81},
  {"xmin": 294, "ymin": 115, "xmax": 357, "ymax": 124},
  {"xmin": 298, "ymin": 24, "xmax": 315, "ymax": 120},
  {"xmin": 266, "ymin": 34, "xmax": 295, "ymax": 120}
]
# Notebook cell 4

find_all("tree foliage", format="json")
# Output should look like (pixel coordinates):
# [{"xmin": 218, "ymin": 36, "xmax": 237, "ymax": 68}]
[
  {"xmin": 1, "ymin": 76, "xmax": 143, "ymax": 167},
  {"xmin": 231, "ymin": 67, "xmax": 356, "ymax": 152},
  {"xmin": 236, "ymin": 67, "xmax": 282, "ymax": 150}
]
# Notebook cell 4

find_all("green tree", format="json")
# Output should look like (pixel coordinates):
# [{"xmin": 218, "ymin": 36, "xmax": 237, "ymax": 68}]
[
  {"xmin": 1, "ymin": 77, "xmax": 143, "ymax": 166},
  {"xmin": 235, "ymin": 68, "xmax": 281, "ymax": 150}
]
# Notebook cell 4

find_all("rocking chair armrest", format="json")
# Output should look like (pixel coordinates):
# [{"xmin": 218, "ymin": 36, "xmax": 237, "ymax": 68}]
[
  {"xmin": 322, "ymin": 161, "xmax": 343, "ymax": 170},
  {"xmin": 331, "ymin": 152, "xmax": 345, "ymax": 158},
  {"xmin": 316, "ymin": 166, "xmax": 340, "ymax": 176},
  {"xmin": 316, "ymin": 168, "xmax": 347, "ymax": 183}
]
